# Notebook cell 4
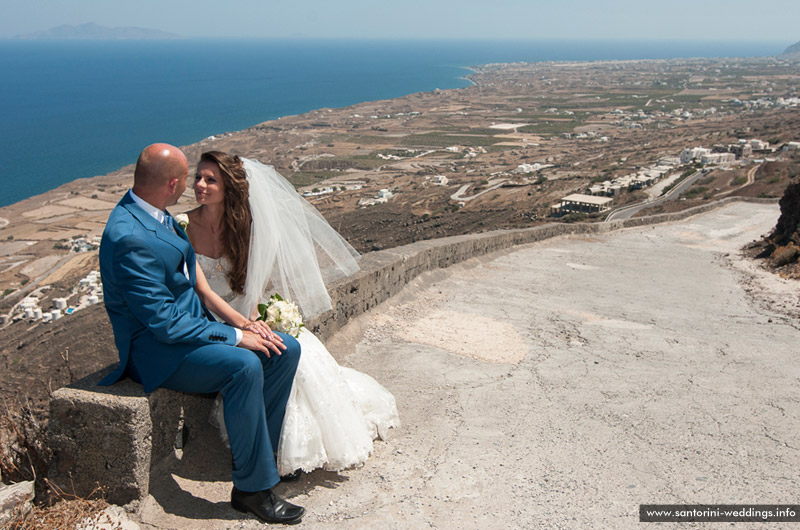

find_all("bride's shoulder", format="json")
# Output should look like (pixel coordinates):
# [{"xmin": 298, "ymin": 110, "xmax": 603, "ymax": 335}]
[{"xmin": 185, "ymin": 207, "xmax": 202, "ymax": 222}]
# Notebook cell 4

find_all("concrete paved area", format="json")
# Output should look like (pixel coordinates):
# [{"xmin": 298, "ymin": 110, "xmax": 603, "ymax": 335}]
[{"xmin": 137, "ymin": 202, "xmax": 800, "ymax": 529}]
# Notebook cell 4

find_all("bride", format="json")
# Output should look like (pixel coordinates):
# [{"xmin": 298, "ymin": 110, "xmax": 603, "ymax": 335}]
[{"xmin": 185, "ymin": 151, "xmax": 399, "ymax": 476}]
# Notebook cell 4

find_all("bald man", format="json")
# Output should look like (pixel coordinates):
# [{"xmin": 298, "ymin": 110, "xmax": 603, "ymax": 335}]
[{"xmin": 99, "ymin": 143, "xmax": 304, "ymax": 525}]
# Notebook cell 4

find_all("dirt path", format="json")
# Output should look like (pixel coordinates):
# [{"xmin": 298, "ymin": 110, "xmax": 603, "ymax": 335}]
[{"xmin": 138, "ymin": 202, "xmax": 799, "ymax": 529}]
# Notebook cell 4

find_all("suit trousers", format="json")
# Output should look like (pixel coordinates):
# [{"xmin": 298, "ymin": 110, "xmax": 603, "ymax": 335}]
[{"xmin": 159, "ymin": 332, "xmax": 301, "ymax": 491}]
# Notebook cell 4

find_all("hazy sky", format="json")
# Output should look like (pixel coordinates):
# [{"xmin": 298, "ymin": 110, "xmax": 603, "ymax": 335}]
[{"xmin": 1, "ymin": 0, "xmax": 798, "ymax": 43}]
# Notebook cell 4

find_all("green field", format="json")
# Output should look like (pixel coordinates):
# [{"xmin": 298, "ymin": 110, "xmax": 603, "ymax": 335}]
[{"xmin": 399, "ymin": 133, "xmax": 506, "ymax": 148}]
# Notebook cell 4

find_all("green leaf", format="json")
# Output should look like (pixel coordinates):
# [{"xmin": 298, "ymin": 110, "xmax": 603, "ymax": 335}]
[{"xmin": 257, "ymin": 303, "xmax": 268, "ymax": 321}]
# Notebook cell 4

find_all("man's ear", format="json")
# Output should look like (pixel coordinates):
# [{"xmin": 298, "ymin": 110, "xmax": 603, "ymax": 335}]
[{"xmin": 167, "ymin": 177, "xmax": 178, "ymax": 194}]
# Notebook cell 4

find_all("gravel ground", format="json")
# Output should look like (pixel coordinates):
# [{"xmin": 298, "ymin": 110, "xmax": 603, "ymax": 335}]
[{"xmin": 134, "ymin": 202, "xmax": 800, "ymax": 529}]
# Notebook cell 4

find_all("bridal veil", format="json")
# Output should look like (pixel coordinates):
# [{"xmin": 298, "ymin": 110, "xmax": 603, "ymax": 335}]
[{"xmin": 236, "ymin": 158, "xmax": 360, "ymax": 319}]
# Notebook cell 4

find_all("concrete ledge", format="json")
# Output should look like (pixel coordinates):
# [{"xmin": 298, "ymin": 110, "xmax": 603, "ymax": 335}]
[
  {"xmin": 47, "ymin": 196, "xmax": 777, "ymax": 503},
  {"xmin": 48, "ymin": 369, "xmax": 215, "ymax": 505}
]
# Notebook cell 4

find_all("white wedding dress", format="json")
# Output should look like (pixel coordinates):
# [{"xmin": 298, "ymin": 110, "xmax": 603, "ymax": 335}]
[{"xmin": 197, "ymin": 253, "xmax": 400, "ymax": 476}]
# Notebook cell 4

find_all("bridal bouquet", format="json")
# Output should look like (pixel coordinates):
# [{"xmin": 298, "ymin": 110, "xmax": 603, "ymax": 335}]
[{"xmin": 257, "ymin": 294, "xmax": 305, "ymax": 337}]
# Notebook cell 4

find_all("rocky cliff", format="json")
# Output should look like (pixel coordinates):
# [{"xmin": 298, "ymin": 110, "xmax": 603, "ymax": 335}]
[
  {"xmin": 755, "ymin": 180, "xmax": 800, "ymax": 274},
  {"xmin": 783, "ymin": 40, "xmax": 800, "ymax": 55}
]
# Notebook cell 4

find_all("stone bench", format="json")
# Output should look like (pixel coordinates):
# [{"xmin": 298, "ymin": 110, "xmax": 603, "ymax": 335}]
[
  {"xmin": 47, "ymin": 196, "xmax": 776, "ymax": 505},
  {"xmin": 48, "ymin": 367, "xmax": 217, "ymax": 506}
]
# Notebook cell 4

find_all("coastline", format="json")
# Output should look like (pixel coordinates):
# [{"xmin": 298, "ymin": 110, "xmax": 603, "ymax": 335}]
[
  {"xmin": 1, "ymin": 39, "xmax": 483, "ymax": 209},
  {"xmin": 2, "ymin": 39, "xmax": 788, "ymax": 209},
  {"xmin": 1, "ymin": 52, "xmax": 797, "ymax": 218},
  {"xmin": 1, "ymin": 55, "xmax": 797, "ymax": 294},
  {"xmin": 0, "ymin": 54, "xmax": 798, "ymax": 417}
]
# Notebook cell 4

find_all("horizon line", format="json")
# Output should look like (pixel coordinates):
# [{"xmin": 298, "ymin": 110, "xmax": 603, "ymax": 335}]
[{"xmin": 0, "ymin": 35, "xmax": 795, "ymax": 44}]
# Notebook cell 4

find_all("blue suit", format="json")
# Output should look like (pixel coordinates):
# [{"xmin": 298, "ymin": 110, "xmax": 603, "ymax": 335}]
[{"xmin": 99, "ymin": 191, "xmax": 299, "ymax": 490}]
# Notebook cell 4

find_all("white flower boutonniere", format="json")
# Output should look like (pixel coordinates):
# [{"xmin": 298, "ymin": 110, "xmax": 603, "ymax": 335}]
[
  {"xmin": 174, "ymin": 213, "xmax": 190, "ymax": 231},
  {"xmin": 257, "ymin": 294, "xmax": 305, "ymax": 338}
]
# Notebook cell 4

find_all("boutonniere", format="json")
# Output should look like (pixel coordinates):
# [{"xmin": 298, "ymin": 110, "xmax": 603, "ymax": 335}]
[{"xmin": 174, "ymin": 213, "xmax": 190, "ymax": 231}]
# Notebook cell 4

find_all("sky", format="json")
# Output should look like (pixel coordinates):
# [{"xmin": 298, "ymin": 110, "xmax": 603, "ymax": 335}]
[{"xmin": 1, "ymin": 0, "xmax": 799, "ymax": 43}]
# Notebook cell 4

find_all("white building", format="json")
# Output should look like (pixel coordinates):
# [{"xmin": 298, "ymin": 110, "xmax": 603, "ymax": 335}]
[
  {"xmin": 551, "ymin": 194, "xmax": 613, "ymax": 215},
  {"xmin": 302, "ymin": 187, "xmax": 334, "ymax": 197},
  {"xmin": 80, "ymin": 271, "xmax": 101, "ymax": 289},
  {"xmin": 358, "ymin": 189, "xmax": 394, "ymax": 207},
  {"xmin": 680, "ymin": 147, "xmax": 711, "ymax": 164},
  {"xmin": 432, "ymin": 175, "xmax": 449, "ymax": 186},
  {"xmin": 514, "ymin": 163, "xmax": 553, "ymax": 174},
  {"xmin": 701, "ymin": 152, "xmax": 736, "ymax": 165},
  {"xmin": 20, "ymin": 297, "xmax": 39, "ymax": 309}
]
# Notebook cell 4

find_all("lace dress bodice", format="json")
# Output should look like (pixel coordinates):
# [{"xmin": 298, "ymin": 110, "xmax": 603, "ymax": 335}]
[{"xmin": 196, "ymin": 254, "xmax": 233, "ymax": 299}]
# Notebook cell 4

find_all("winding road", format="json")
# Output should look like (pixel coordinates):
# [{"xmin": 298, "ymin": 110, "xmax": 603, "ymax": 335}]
[
  {"xmin": 606, "ymin": 163, "xmax": 762, "ymax": 221},
  {"xmin": 605, "ymin": 170, "xmax": 704, "ymax": 221}
]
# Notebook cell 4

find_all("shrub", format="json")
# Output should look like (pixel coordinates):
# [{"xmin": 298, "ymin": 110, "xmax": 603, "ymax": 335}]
[
  {"xmin": 684, "ymin": 186, "xmax": 709, "ymax": 198},
  {"xmin": 562, "ymin": 213, "xmax": 586, "ymax": 223},
  {"xmin": 1, "ymin": 401, "xmax": 51, "ymax": 487}
]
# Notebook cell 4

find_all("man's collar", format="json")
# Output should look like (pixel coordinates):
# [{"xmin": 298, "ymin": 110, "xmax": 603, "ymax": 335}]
[{"xmin": 130, "ymin": 190, "xmax": 167, "ymax": 224}]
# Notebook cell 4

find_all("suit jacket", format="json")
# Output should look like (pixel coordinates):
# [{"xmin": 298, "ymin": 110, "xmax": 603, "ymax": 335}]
[{"xmin": 99, "ymin": 191, "xmax": 236, "ymax": 392}]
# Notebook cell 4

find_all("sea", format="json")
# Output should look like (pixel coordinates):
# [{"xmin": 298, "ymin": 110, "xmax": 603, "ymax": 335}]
[{"xmin": 0, "ymin": 38, "xmax": 788, "ymax": 208}]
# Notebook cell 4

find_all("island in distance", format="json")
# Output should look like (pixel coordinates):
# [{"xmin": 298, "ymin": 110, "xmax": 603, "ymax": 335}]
[
  {"xmin": 0, "ymin": 53, "xmax": 799, "ymax": 414},
  {"xmin": 14, "ymin": 22, "xmax": 182, "ymax": 40},
  {"xmin": 783, "ymin": 39, "xmax": 800, "ymax": 55}
]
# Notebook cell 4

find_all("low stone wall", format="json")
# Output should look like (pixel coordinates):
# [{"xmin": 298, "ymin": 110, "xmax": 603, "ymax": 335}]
[
  {"xmin": 310, "ymin": 196, "xmax": 776, "ymax": 340},
  {"xmin": 47, "ymin": 196, "xmax": 777, "ymax": 504}
]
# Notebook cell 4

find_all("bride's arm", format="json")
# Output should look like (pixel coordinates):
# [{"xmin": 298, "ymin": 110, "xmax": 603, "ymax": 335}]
[{"xmin": 194, "ymin": 260, "xmax": 279, "ymax": 342}]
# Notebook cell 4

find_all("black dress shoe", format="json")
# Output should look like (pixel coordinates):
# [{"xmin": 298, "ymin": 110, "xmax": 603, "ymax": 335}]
[{"xmin": 231, "ymin": 487, "xmax": 305, "ymax": 525}]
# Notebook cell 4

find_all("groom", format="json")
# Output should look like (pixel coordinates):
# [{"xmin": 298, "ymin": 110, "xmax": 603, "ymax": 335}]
[{"xmin": 99, "ymin": 143, "xmax": 304, "ymax": 525}]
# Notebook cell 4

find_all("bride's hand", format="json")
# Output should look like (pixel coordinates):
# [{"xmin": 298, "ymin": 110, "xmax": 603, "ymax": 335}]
[
  {"xmin": 242, "ymin": 319, "xmax": 270, "ymax": 338},
  {"xmin": 242, "ymin": 320, "xmax": 284, "ymax": 345}
]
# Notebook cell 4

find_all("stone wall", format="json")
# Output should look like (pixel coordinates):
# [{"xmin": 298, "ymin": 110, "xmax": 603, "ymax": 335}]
[
  {"xmin": 47, "ymin": 196, "xmax": 777, "ymax": 505},
  {"xmin": 310, "ymin": 196, "xmax": 776, "ymax": 341}
]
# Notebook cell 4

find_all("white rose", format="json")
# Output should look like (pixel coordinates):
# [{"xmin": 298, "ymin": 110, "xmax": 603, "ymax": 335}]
[
  {"xmin": 174, "ymin": 213, "xmax": 189, "ymax": 230},
  {"xmin": 267, "ymin": 304, "xmax": 282, "ymax": 323},
  {"xmin": 284, "ymin": 305, "xmax": 299, "ymax": 321}
]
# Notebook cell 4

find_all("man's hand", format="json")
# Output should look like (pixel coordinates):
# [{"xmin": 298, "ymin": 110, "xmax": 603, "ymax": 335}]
[{"xmin": 239, "ymin": 329, "xmax": 287, "ymax": 358}]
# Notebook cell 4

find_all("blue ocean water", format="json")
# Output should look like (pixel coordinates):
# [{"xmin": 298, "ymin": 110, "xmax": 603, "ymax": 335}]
[{"xmin": 0, "ymin": 39, "xmax": 787, "ymax": 208}]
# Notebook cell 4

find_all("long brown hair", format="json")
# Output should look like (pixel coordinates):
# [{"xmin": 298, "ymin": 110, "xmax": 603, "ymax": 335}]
[{"xmin": 199, "ymin": 151, "xmax": 252, "ymax": 294}]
